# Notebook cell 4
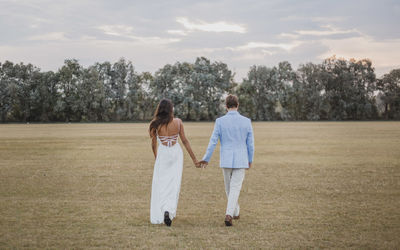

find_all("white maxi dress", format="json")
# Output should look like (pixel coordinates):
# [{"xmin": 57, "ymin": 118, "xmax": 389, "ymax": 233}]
[{"xmin": 150, "ymin": 129, "xmax": 183, "ymax": 224}]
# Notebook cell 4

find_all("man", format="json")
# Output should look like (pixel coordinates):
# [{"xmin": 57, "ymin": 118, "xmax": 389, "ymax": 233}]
[{"xmin": 200, "ymin": 94, "xmax": 254, "ymax": 226}]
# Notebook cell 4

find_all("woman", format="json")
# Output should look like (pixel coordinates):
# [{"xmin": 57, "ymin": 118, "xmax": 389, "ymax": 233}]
[{"xmin": 149, "ymin": 99, "xmax": 200, "ymax": 226}]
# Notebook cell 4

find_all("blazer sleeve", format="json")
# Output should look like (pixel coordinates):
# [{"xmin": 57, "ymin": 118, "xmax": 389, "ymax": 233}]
[
  {"xmin": 246, "ymin": 120, "xmax": 254, "ymax": 163},
  {"xmin": 202, "ymin": 119, "xmax": 220, "ymax": 162}
]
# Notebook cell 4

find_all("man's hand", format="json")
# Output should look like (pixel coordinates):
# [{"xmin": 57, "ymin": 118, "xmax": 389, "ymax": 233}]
[
  {"xmin": 194, "ymin": 161, "xmax": 202, "ymax": 168},
  {"xmin": 246, "ymin": 162, "xmax": 252, "ymax": 170},
  {"xmin": 199, "ymin": 160, "xmax": 208, "ymax": 169}
]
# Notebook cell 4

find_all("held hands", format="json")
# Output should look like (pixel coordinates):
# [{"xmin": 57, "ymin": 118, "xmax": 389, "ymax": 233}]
[
  {"xmin": 199, "ymin": 160, "xmax": 208, "ymax": 169},
  {"xmin": 194, "ymin": 159, "xmax": 208, "ymax": 168},
  {"xmin": 194, "ymin": 160, "xmax": 208, "ymax": 168},
  {"xmin": 193, "ymin": 158, "xmax": 208, "ymax": 168},
  {"xmin": 194, "ymin": 160, "xmax": 202, "ymax": 168}
]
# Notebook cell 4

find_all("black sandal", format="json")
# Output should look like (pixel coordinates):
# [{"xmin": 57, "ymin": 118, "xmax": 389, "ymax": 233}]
[{"xmin": 164, "ymin": 211, "xmax": 172, "ymax": 227}]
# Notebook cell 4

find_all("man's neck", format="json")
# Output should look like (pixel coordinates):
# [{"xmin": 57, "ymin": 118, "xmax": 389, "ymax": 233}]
[{"xmin": 227, "ymin": 108, "xmax": 238, "ymax": 112}]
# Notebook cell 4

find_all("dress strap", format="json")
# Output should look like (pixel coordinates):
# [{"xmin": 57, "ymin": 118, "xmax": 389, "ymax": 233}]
[{"xmin": 158, "ymin": 134, "xmax": 179, "ymax": 147}]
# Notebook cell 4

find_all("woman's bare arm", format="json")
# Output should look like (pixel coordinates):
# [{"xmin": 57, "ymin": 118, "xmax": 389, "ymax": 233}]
[
  {"xmin": 178, "ymin": 119, "xmax": 200, "ymax": 167},
  {"xmin": 151, "ymin": 134, "xmax": 157, "ymax": 159}
]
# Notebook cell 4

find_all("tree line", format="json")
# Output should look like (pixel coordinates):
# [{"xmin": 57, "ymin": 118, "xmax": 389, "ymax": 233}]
[{"xmin": 0, "ymin": 56, "xmax": 399, "ymax": 122}]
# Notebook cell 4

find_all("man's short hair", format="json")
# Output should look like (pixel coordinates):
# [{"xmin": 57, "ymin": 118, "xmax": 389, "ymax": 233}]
[{"xmin": 226, "ymin": 94, "xmax": 239, "ymax": 108}]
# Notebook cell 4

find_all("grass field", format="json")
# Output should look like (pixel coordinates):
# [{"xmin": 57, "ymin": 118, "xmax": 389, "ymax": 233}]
[{"xmin": 0, "ymin": 122, "xmax": 399, "ymax": 249}]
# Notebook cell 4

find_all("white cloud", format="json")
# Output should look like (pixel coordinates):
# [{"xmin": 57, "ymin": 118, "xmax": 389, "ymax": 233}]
[
  {"xmin": 97, "ymin": 25, "xmax": 181, "ymax": 45},
  {"xmin": 280, "ymin": 16, "xmax": 346, "ymax": 23},
  {"xmin": 28, "ymin": 32, "xmax": 68, "ymax": 41},
  {"xmin": 318, "ymin": 35, "xmax": 400, "ymax": 76},
  {"xmin": 176, "ymin": 17, "xmax": 246, "ymax": 33},
  {"xmin": 261, "ymin": 49, "xmax": 277, "ymax": 56},
  {"xmin": 277, "ymin": 33, "xmax": 300, "ymax": 39},
  {"xmin": 166, "ymin": 29, "xmax": 188, "ymax": 36},
  {"xmin": 229, "ymin": 41, "xmax": 302, "ymax": 52},
  {"xmin": 98, "ymin": 25, "xmax": 133, "ymax": 37},
  {"xmin": 232, "ymin": 52, "xmax": 266, "ymax": 61},
  {"xmin": 295, "ymin": 25, "xmax": 359, "ymax": 36},
  {"xmin": 311, "ymin": 16, "xmax": 347, "ymax": 23},
  {"xmin": 277, "ymin": 25, "xmax": 361, "ymax": 40}
]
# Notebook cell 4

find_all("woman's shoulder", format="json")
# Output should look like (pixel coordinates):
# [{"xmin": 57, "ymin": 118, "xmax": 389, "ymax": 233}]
[{"xmin": 173, "ymin": 117, "xmax": 182, "ymax": 123}]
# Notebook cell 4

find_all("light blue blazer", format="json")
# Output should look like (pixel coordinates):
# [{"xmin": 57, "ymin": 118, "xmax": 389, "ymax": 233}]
[{"xmin": 202, "ymin": 110, "xmax": 254, "ymax": 169}]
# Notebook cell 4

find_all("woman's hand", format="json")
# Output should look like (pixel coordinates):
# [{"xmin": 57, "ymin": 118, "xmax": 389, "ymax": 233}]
[
  {"xmin": 179, "ymin": 119, "xmax": 201, "ymax": 168},
  {"xmin": 194, "ymin": 160, "xmax": 201, "ymax": 168}
]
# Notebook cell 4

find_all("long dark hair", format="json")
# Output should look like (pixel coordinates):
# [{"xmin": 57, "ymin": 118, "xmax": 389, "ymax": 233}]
[{"xmin": 149, "ymin": 99, "xmax": 174, "ymax": 137}]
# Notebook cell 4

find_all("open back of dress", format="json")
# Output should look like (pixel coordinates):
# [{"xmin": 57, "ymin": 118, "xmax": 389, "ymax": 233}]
[
  {"xmin": 156, "ymin": 120, "xmax": 180, "ymax": 147},
  {"xmin": 157, "ymin": 134, "xmax": 179, "ymax": 147}
]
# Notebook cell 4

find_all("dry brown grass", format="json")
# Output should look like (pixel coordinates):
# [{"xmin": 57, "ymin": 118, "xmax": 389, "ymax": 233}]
[{"xmin": 0, "ymin": 122, "xmax": 399, "ymax": 249}]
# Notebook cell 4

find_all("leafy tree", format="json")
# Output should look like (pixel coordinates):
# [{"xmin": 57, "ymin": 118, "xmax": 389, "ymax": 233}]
[
  {"xmin": 235, "ymin": 79, "xmax": 257, "ymax": 120},
  {"xmin": 76, "ymin": 67, "xmax": 105, "ymax": 121},
  {"xmin": 377, "ymin": 69, "xmax": 400, "ymax": 119},
  {"xmin": 109, "ymin": 58, "xmax": 132, "ymax": 120},
  {"xmin": 320, "ymin": 57, "xmax": 377, "ymax": 120},
  {"xmin": 136, "ymin": 72, "xmax": 156, "ymax": 120},
  {"xmin": 0, "ymin": 61, "xmax": 15, "ymax": 122},
  {"xmin": 286, "ymin": 63, "xmax": 327, "ymax": 120},
  {"xmin": 0, "ymin": 62, "xmax": 43, "ymax": 122},
  {"xmin": 151, "ymin": 63, "xmax": 183, "ymax": 117},
  {"xmin": 151, "ymin": 57, "xmax": 234, "ymax": 120},
  {"xmin": 56, "ymin": 59, "xmax": 83, "ymax": 122},
  {"xmin": 125, "ymin": 64, "xmax": 143, "ymax": 121},
  {"xmin": 275, "ymin": 61, "xmax": 297, "ymax": 120},
  {"xmin": 32, "ymin": 71, "xmax": 59, "ymax": 121},
  {"xmin": 202, "ymin": 58, "xmax": 234, "ymax": 120},
  {"xmin": 188, "ymin": 57, "xmax": 234, "ymax": 120},
  {"xmin": 238, "ymin": 64, "xmax": 287, "ymax": 120},
  {"xmin": 92, "ymin": 61, "xmax": 113, "ymax": 121}
]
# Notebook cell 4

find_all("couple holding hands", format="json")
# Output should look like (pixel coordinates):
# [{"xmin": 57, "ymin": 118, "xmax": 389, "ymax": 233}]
[{"xmin": 149, "ymin": 95, "xmax": 254, "ymax": 227}]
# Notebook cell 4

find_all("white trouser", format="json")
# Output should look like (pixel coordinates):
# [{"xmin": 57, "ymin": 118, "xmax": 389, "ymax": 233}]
[{"xmin": 223, "ymin": 168, "xmax": 245, "ymax": 217}]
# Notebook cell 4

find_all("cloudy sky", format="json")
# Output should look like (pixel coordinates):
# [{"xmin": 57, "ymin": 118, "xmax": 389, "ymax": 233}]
[{"xmin": 1, "ymin": 0, "xmax": 399, "ymax": 80}]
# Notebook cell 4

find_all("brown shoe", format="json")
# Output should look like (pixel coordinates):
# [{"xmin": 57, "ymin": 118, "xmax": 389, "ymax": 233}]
[
  {"xmin": 225, "ymin": 215, "xmax": 233, "ymax": 226},
  {"xmin": 233, "ymin": 215, "xmax": 240, "ymax": 220}
]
